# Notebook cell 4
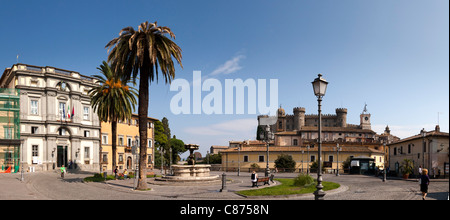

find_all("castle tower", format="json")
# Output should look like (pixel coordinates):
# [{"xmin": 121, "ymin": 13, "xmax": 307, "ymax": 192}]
[
  {"xmin": 276, "ymin": 106, "xmax": 286, "ymax": 132},
  {"xmin": 336, "ymin": 108, "xmax": 347, "ymax": 127},
  {"xmin": 293, "ymin": 107, "xmax": 306, "ymax": 130},
  {"xmin": 360, "ymin": 103, "xmax": 371, "ymax": 130}
]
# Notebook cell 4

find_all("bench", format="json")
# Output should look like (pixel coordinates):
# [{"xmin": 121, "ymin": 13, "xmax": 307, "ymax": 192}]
[{"xmin": 254, "ymin": 174, "xmax": 275, "ymax": 187}]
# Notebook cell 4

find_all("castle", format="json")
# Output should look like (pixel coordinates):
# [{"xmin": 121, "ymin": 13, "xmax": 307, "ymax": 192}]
[{"xmin": 258, "ymin": 105, "xmax": 375, "ymax": 146}]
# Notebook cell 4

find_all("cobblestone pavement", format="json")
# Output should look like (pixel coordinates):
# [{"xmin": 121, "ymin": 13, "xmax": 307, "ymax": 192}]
[{"xmin": 1, "ymin": 171, "xmax": 448, "ymax": 200}]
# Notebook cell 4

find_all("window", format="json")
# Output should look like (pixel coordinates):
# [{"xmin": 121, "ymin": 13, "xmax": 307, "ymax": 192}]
[
  {"xmin": 84, "ymin": 147, "xmax": 90, "ymax": 158},
  {"xmin": 32, "ymin": 145, "xmax": 39, "ymax": 157},
  {"xmin": 243, "ymin": 155, "xmax": 249, "ymax": 162},
  {"xmin": 329, "ymin": 155, "xmax": 334, "ymax": 162},
  {"xmin": 394, "ymin": 147, "xmax": 397, "ymax": 155},
  {"xmin": 148, "ymin": 155, "xmax": 152, "ymax": 164},
  {"xmin": 102, "ymin": 135, "xmax": 108, "ymax": 145},
  {"xmin": 102, "ymin": 154, "xmax": 108, "ymax": 163},
  {"xmin": 259, "ymin": 155, "xmax": 265, "ymax": 162},
  {"xmin": 310, "ymin": 155, "xmax": 316, "ymax": 162},
  {"xmin": 119, "ymin": 137, "xmax": 124, "ymax": 146},
  {"xmin": 293, "ymin": 139, "xmax": 298, "ymax": 146},
  {"xmin": 3, "ymin": 127, "xmax": 12, "ymax": 138},
  {"xmin": 127, "ymin": 137, "xmax": 132, "ymax": 147},
  {"xmin": 31, "ymin": 127, "xmax": 38, "ymax": 134},
  {"xmin": 408, "ymin": 144, "xmax": 411, "ymax": 154},
  {"xmin": 148, "ymin": 139, "xmax": 152, "ymax": 148},
  {"xmin": 84, "ymin": 130, "xmax": 90, "ymax": 137},
  {"xmin": 30, "ymin": 100, "xmax": 38, "ymax": 115},
  {"xmin": 59, "ymin": 128, "xmax": 66, "ymax": 135},
  {"xmin": 59, "ymin": 102, "xmax": 66, "ymax": 118},
  {"xmin": 32, "ymin": 145, "xmax": 39, "ymax": 164},
  {"xmin": 119, "ymin": 154, "xmax": 124, "ymax": 163},
  {"xmin": 83, "ymin": 107, "xmax": 89, "ymax": 120}
]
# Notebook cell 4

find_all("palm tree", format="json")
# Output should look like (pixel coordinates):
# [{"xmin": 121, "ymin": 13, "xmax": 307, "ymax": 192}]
[
  {"xmin": 89, "ymin": 61, "xmax": 138, "ymax": 174},
  {"xmin": 106, "ymin": 21, "xmax": 182, "ymax": 190}
]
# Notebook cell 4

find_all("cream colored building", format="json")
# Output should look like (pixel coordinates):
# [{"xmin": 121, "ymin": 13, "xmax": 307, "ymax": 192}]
[
  {"xmin": 388, "ymin": 125, "xmax": 449, "ymax": 177},
  {"xmin": 221, "ymin": 140, "xmax": 385, "ymax": 173},
  {"xmin": 100, "ymin": 114, "xmax": 157, "ymax": 173}
]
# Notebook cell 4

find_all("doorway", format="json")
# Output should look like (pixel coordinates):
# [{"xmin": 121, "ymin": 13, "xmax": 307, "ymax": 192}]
[
  {"xmin": 57, "ymin": 145, "xmax": 68, "ymax": 167},
  {"xmin": 127, "ymin": 156, "xmax": 132, "ymax": 169}
]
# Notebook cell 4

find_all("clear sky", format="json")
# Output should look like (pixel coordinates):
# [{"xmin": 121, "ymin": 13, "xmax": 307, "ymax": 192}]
[{"xmin": 1, "ymin": 0, "xmax": 448, "ymax": 157}]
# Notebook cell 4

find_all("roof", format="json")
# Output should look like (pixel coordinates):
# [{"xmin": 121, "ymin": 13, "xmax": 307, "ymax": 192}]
[
  {"xmin": 275, "ymin": 126, "xmax": 376, "ymax": 135},
  {"xmin": 389, "ymin": 129, "xmax": 449, "ymax": 145},
  {"xmin": 131, "ymin": 113, "xmax": 158, "ymax": 122},
  {"xmin": 221, "ymin": 145, "xmax": 384, "ymax": 154}
]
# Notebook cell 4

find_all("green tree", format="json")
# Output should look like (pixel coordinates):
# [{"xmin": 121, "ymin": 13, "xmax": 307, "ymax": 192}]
[
  {"xmin": 153, "ymin": 120, "xmax": 167, "ymax": 168},
  {"xmin": 106, "ymin": 21, "xmax": 182, "ymax": 189},
  {"xmin": 170, "ymin": 137, "xmax": 186, "ymax": 164},
  {"xmin": 89, "ymin": 61, "xmax": 137, "ymax": 173},
  {"xmin": 274, "ymin": 154, "xmax": 296, "ymax": 171},
  {"xmin": 256, "ymin": 125, "xmax": 264, "ymax": 140}
]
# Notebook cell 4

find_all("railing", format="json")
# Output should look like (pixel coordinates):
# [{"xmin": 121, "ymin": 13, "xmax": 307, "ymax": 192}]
[{"xmin": 13, "ymin": 64, "xmax": 95, "ymax": 83}]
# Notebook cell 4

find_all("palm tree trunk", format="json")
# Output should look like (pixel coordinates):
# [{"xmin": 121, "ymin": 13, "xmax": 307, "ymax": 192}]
[
  {"xmin": 111, "ymin": 120, "xmax": 117, "ymax": 174},
  {"xmin": 136, "ymin": 65, "xmax": 150, "ymax": 190}
]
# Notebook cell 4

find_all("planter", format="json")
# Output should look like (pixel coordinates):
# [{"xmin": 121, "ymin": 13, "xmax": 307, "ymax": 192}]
[{"xmin": 403, "ymin": 174, "xmax": 409, "ymax": 179}]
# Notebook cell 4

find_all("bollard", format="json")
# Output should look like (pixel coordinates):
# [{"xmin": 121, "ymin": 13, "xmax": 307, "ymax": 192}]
[{"xmin": 220, "ymin": 173, "xmax": 228, "ymax": 192}]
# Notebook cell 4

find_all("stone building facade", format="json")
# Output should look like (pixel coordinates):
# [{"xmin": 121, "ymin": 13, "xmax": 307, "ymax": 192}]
[
  {"xmin": 258, "ymin": 106, "xmax": 378, "ymax": 147},
  {"xmin": 0, "ymin": 64, "xmax": 101, "ymax": 172},
  {"xmin": 388, "ymin": 125, "xmax": 449, "ymax": 177}
]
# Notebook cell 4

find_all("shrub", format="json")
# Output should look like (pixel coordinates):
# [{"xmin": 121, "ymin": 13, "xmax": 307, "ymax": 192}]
[
  {"xmin": 293, "ymin": 174, "xmax": 315, "ymax": 187},
  {"xmin": 274, "ymin": 154, "xmax": 296, "ymax": 170}
]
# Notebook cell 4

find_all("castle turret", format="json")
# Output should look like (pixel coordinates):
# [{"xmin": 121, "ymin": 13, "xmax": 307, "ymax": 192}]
[
  {"xmin": 336, "ymin": 108, "xmax": 347, "ymax": 127},
  {"xmin": 293, "ymin": 107, "xmax": 305, "ymax": 130},
  {"xmin": 360, "ymin": 104, "xmax": 371, "ymax": 130}
]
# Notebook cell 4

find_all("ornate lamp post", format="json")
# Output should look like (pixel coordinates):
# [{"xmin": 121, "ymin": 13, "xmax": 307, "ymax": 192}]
[
  {"xmin": 383, "ymin": 141, "xmax": 387, "ymax": 182},
  {"xmin": 335, "ymin": 143, "xmax": 340, "ymax": 176},
  {"xmin": 312, "ymin": 73, "xmax": 328, "ymax": 200},
  {"xmin": 259, "ymin": 125, "xmax": 274, "ymax": 177}
]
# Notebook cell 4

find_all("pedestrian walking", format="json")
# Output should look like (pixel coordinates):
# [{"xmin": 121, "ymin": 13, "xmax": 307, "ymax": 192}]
[
  {"xmin": 419, "ymin": 168, "xmax": 430, "ymax": 200},
  {"xmin": 60, "ymin": 165, "xmax": 66, "ymax": 179},
  {"xmin": 114, "ymin": 166, "xmax": 118, "ymax": 180},
  {"xmin": 251, "ymin": 171, "xmax": 258, "ymax": 187},
  {"xmin": 418, "ymin": 165, "xmax": 422, "ymax": 180}
]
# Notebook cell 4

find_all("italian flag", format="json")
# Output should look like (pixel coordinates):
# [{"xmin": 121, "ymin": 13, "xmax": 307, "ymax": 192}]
[{"xmin": 67, "ymin": 104, "xmax": 71, "ymax": 119}]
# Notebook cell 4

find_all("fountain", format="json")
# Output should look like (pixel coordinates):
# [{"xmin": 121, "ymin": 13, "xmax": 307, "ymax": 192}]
[{"xmin": 156, "ymin": 144, "xmax": 219, "ymax": 182}]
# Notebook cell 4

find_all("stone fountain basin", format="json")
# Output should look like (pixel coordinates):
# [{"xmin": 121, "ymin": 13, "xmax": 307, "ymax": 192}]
[{"xmin": 157, "ymin": 164, "xmax": 219, "ymax": 182}]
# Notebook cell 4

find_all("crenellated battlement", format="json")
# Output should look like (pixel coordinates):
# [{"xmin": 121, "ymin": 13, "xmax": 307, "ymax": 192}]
[
  {"xmin": 293, "ymin": 107, "xmax": 306, "ymax": 113},
  {"xmin": 336, "ymin": 108, "xmax": 348, "ymax": 113}
]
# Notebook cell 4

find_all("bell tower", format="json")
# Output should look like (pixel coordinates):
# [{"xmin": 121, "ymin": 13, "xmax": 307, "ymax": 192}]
[{"xmin": 360, "ymin": 103, "xmax": 371, "ymax": 130}]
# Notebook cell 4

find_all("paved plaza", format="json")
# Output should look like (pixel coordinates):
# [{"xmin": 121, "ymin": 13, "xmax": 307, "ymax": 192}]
[{"xmin": 0, "ymin": 171, "xmax": 448, "ymax": 200}]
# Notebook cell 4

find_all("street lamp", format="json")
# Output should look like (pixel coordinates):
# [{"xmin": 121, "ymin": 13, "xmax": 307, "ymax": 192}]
[
  {"xmin": 421, "ymin": 128, "xmax": 426, "ymax": 170},
  {"xmin": 335, "ymin": 143, "xmax": 340, "ymax": 176},
  {"xmin": 383, "ymin": 141, "xmax": 387, "ymax": 182},
  {"xmin": 259, "ymin": 125, "xmax": 274, "ymax": 177},
  {"xmin": 133, "ymin": 135, "xmax": 139, "ymax": 190},
  {"xmin": 312, "ymin": 73, "xmax": 328, "ymax": 200},
  {"xmin": 237, "ymin": 146, "xmax": 241, "ymax": 176}
]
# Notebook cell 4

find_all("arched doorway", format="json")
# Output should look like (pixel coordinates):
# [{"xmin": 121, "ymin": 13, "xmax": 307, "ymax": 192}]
[{"xmin": 127, "ymin": 156, "xmax": 132, "ymax": 169}]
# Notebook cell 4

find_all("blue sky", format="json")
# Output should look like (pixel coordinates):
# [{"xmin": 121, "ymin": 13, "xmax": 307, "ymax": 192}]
[{"xmin": 1, "ymin": 0, "xmax": 448, "ymax": 157}]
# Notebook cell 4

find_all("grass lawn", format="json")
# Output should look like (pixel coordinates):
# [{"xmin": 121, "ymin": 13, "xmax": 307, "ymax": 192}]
[{"xmin": 237, "ymin": 178, "xmax": 340, "ymax": 197}]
